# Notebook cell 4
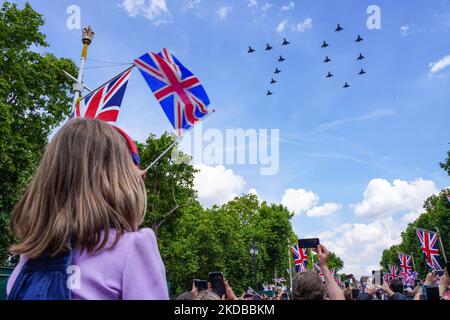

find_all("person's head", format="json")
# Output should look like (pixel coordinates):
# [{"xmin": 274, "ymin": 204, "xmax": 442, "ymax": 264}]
[
  {"xmin": 194, "ymin": 291, "xmax": 221, "ymax": 300},
  {"xmin": 390, "ymin": 278, "xmax": 404, "ymax": 294},
  {"xmin": 292, "ymin": 270, "xmax": 324, "ymax": 300},
  {"xmin": 177, "ymin": 292, "xmax": 195, "ymax": 300},
  {"xmin": 10, "ymin": 118, "xmax": 146, "ymax": 259},
  {"xmin": 343, "ymin": 288, "xmax": 353, "ymax": 300}
]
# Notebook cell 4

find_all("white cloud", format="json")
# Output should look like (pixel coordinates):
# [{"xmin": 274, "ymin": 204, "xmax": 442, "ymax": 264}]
[
  {"xmin": 317, "ymin": 218, "xmax": 403, "ymax": 277},
  {"xmin": 185, "ymin": 0, "xmax": 201, "ymax": 10},
  {"xmin": 281, "ymin": 188, "xmax": 319, "ymax": 215},
  {"xmin": 293, "ymin": 18, "xmax": 313, "ymax": 32},
  {"xmin": 120, "ymin": 0, "xmax": 171, "ymax": 25},
  {"xmin": 194, "ymin": 164, "xmax": 245, "ymax": 207},
  {"xmin": 248, "ymin": 188, "xmax": 261, "ymax": 201},
  {"xmin": 281, "ymin": 1, "xmax": 295, "ymax": 11},
  {"xmin": 248, "ymin": 0, "xmax": 258, "ymax": 8},
  {"xmin": 261, "ymin": 2, "xmax": 273, "ymax": 12},
  {"xmin": 217, "ymin": 6, "xmax": 233, "ymax": 19},
  {"xmin": 353, "ymin": 178, "xmax": 438, "ymax": 218},
  {"xmin": 429, "ymin": 55, "xmax": 450, "ymax": 75},
  {"xmin": 314, "ymin": 109, "xmax": 396, "ymax": 133},
  {"xmin": 400, "ymin": 24, "xmax": 413, "ymax": 36},
  {"xmin": 306, "ymin": 203, "xmax": 342, "ymax": 217},
  {"xmin": 277, "ymin": 20, "xmax": 288, "ymax": 33}
]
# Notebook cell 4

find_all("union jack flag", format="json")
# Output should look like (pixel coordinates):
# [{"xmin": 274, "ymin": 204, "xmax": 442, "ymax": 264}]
[
  {"xmin": 71, "ymin": 67, "xmax": 133, "ymax": 124},
  {"xmin": 402, "ymin": 271, "xmax": 418, "ymax": 288},
  {"xmin": 134, "ymin": 48, "xmax": 211, "ymax": 135},
  {"xmin": 291, "ymin": 244, "xmax": 308, "ymax": 272},
  {"xmin": 416, "ymin": 229, "xmax": 443, "ymax": 270},
  {"xmin": 272, "ymin": 277, "xmax": 286, "ymax": 284},
  {"xmin": 388, "ymin": 265, "xmax": 399, "ymax": 279},
  {"xmin": 398, "ymin": 253, "xmax": 414, "ymax": 277},
  {"xmin": 447, "ymin": 194, "xmax": 450, "ymax": 203},
  {"xmin": 314, "ymin": 263, "xmax": 324, "ymax": 282}
]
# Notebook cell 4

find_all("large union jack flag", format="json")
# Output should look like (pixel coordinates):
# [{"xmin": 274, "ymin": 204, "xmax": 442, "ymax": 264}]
[
  {"xmin": 134, "ymin": 48, "xmax": 211, "ymax": 135},
  {"xmin": 71, "ymin": 67, "xmax": 133, "ymax": 124},
  {"xmin": 416, "ymin": 229, "xmax": 443, "ymax": 270},
  {"xmin": 398, "ymin": 253, "xmax": 414, "ymax": 277},
  {"xmin": 291, "ymin": 244, "xmax": 308, "ymax": 272}
]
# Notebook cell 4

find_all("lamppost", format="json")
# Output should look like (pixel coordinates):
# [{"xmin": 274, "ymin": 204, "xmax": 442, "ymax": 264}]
[{"xmin": 250, "ymin": 244, "xmax": 259, "ymax": 291}]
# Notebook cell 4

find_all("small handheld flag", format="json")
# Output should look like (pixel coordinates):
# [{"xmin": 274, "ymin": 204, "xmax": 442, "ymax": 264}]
[
  {"xmin": 71, "ymin": 67, "xmax": 133, "ymax": 124},
  {"xmin": 134, "ymin": 48, "xmax": 211, "ymax": 135},
  {"xmin": 291, "ymin": 244, "xmax": 308, "ymax": 272},
  {"xmin": 415, "ymin": 228, "xmax": 443, "ymax": 270},
  {"xmin": 398, "ymin": 253, "xmax": 414, "ymax": 277}
]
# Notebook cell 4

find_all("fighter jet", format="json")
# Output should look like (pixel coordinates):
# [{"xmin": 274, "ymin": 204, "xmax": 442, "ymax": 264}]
[
  {"xmin": 270, "ymin": 78, "xmax": 277, "ymax": 84},
  {"xmin": 248, "ymin": 46, "xmax": 255, "ymax": 53},
  {"xmin": 321, "ymin": 41, "xmax": 329, "ymax": 48},
  {"xmin": 357, "ymin": 53, "xmax": 365, "ymax": 60},
  {"xmin": 335, "ymin": 24, "xmax": 343, "ymax": 32},
  {"xmin": 274, "ymin": 67, "xmax": 281, "ymax": 74},
  {"xmin": 355, "ymin": 35, "xmax": 364, "ymax": 42},
  {"xmin": 282, "ymin": 38, "xmax": 290, "ymax": 46},
  {"xmin": 358, "ymin": 68, "xmax": 366, "ymax": 75},
  {"xmin": 343, "ymin": 82, "xmax": 350, "ymax": 88},
  {"xmin": 278, "ymin": 55, "xmax": 286, "ymax": 62},
  {"xmin": 265, "ymin": 43, "xmax": 273, "ymax": 51},
  {"xmin": 324, "ymin": 56, "xmax": 331, "ymax": 63},
  {"xmin": 326, "ymin": 72, "xmax": 333, "ymax": 78},
  {"xmin": 267, "ymin": 90, "xmax": 273, "ymax": 96}
]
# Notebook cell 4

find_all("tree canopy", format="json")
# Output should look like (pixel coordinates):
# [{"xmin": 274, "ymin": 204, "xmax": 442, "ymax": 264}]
[{"xmin": 0, "ymin": 1, "xmax": 76, "ymax": 263}]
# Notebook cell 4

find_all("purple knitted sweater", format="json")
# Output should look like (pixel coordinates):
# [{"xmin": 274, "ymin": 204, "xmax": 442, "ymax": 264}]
[{"xmin": 7, "ymin": 228, "xmax": 169, "ymax": 300}]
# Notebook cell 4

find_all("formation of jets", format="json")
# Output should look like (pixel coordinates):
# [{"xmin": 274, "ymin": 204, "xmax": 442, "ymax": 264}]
[
  {"xmin": 321, "ymin": 24, "xmax": 367, "ymax": 88},
  {"xmin": 247, "ymin": 37, "xmax": 291, "ymax": 96}
]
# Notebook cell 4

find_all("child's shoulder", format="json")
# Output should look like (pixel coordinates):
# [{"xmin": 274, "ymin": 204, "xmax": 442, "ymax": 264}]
[{"xmin": 116, "ymin": 228, "xmax": 158, "ymax": 252}]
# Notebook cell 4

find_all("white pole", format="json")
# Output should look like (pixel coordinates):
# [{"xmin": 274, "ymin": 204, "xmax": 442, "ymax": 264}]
[
  {"xmin": 435, "ymin": 227, "xmax": 448, "ymax": 263},
  {"xmin": 71, "ymin": 27, "xmax": 94, "ymax": 113},
  {"xmin": 288, "ymin": 244, "xmax": 293, "ymax": 298},
  {"xmin": 143, "ymin": 111, "xmax": 215, "ymax": 172}
]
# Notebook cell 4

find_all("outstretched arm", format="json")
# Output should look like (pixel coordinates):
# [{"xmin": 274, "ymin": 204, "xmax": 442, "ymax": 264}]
[{"xmin": 317, "ymin": 244, "xmax": 345, "ymax": 300}]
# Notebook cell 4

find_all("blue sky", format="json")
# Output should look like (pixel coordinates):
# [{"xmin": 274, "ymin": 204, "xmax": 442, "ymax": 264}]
[{"xmin": 15, "ymin": 0, "xmax": 450, "ymax": 276}]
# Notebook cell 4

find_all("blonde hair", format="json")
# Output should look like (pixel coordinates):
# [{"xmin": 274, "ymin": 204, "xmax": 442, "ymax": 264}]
[{"xmin": 10, "ymin": 118, "xmax": 147, "ymax": 259}]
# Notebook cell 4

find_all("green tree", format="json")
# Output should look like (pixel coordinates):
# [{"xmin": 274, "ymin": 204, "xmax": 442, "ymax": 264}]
[
  {"xmin": 440, "ymin": 145, "xmax": 450, "ymax": 175},
  {"xmin": 0, "ymin": 1, "xmax": 76, "ymax": 263}
]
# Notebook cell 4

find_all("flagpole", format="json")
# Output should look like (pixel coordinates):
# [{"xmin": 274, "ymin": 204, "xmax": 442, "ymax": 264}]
[
  {"xmin": 410, "ymin": 253, "xmax": 416, "ymax": 271},
  {"xmin": 72, "ymin": 27, "xmax": 94, "ymax": 112},
  {"xmin": 288, "ymin": 244, "xmax": 292, "ymax": 299},
  {"xmin": 435, "ymin": 226, "xmax": 448, "ymax": 263},
  {"xmin": 143, "ymin": 110, "xmax": 215, "ymax": 173}
]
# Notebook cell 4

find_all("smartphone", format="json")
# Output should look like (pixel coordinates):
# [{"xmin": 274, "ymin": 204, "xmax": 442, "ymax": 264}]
[
  {"xmin": 298, "ymin": 238, "xmax": 320, "ymax": 248},
  {"xmin": 423, "ymin": 286, "xmax": 440, "ymax": 301},
  {"xmin": 194, "ymin": 279, "xmax": 208, "ymax": 292},
  {"xmin": 208, "ymin": 271, "xmax": 226, "ymax": 298},
  {"xmin": 373, "ymin": 270, "xmax": 383, "ymax": 286},
  {"xmin": 351, "ymin": 289, "xmax": 360, "ymax": 300}
]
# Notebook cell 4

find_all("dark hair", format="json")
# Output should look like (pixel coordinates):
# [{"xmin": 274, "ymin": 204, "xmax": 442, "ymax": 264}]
[
  {"xmin": 177, "ymin": 292, "xmax": 195, "ymax": 300},
  {"xmin": 292, "ymin": 270, "xmax": 324, "ymax": 300},
  {"xmin": 390, "ymin": 278, "xmax": 404, "ymax": 293}
]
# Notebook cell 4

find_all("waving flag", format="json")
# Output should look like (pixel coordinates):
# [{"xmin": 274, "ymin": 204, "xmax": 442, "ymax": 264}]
[
  {"xmin": 402, "ymin": 271, "xmax": 418, "ymax": 287},
  {"xmin": 314, "ymin": 263, "xmax": 324, "ymax": 282},
  {"xmin": 273, "ymin": 277, "xmax": 286, "ymax": 284},
  {"xmin": 134, "ymin": 48, "xmax": 211, "ymax": 135},
  {"xmin": 71, "ymin": 67, "xmax": 133, "ymax": 124},
  {"xmin": 388, "ymin": 265, "xmax": 399, "ymax": 279},
  {"xmin": 416, "ymin": 229, "xmax": 443, "ymax": 270},
  {"xmin": 398, "ymin": 253, "xmax": 414, "ymax": 277},
  {"xmin": 291, "ymin": 245, "xmax": 308, "ymax": 272}
]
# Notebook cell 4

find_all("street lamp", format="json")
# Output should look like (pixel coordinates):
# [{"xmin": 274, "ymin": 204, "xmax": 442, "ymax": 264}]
[{"xmin": 250, "ymin": 244, "xmax": 259, "ymax": 291}]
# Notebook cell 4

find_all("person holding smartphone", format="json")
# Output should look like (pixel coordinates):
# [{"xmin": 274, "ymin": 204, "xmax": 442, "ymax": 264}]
[{"xmin": 380, "ymin": 278, "xmax": 410, "ymax": 300}]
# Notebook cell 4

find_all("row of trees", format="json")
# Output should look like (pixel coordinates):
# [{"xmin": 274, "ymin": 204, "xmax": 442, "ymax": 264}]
[
  {"xmin": 0, "ymin": 2, "xmax": 343, "ymax": 295},
  {"xmin": 380, "ymin": 151, "xmax": 450, "ymax": 279}
]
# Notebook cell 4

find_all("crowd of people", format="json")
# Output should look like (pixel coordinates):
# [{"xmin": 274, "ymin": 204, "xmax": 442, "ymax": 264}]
[
  {"xmin": 3, "ymin": 118, "xmax": 449, "ymax": 301},
  {"xmin": 177, "ymin": 243, "xmax": 450, "ymax": 301}
]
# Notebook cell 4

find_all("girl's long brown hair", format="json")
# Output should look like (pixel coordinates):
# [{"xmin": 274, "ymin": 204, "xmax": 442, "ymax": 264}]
[{"xmin": 10, "ymin": 118, "xmax": 147, "ymax": 259}]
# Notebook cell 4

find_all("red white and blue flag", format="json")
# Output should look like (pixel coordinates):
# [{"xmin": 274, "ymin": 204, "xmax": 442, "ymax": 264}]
[
  {"xmin": 388, "ymin": 265, "xmax": 399, "ymax": 279},
  {"xmin": 314, "ymin": 263, "xmax": 324, "ymax": 282},
  {"xmin": 134, "ymin": 48, "xmax": 211, "ymax": 135},
  {"xmin": 416, "ymin": 228, "xmax": 443, "ymax": 270},
  {"xmin": 71, "ymin": 67, "xmax": 133, "ymax": 124},
  {"xmin": 398, "ymin": 253, "xmax": 414, "ymax": 277},
  {"xmin": 447, "ymin": 194, "xmax": 450, "ymax": 203},
  {"xmin": 402, "ymin": 271, "xmax": 418, "ymax": 288},
  {"xmin": 291, "ymin": 245, "xmax": 308, "ymax": 272}
]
